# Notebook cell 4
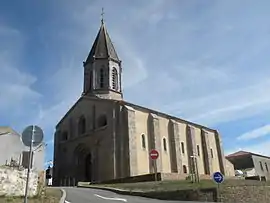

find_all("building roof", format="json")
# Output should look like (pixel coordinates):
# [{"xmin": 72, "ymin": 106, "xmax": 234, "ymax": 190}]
[
  {"xmin": 55, "ymin": 96, "xmax": 217, "ymax": 133},
  {"xmin": 0, "ymin": 126, "xmax": 20, "ymax": 136},
  {"xmin": 226, "ymin": 150, "xmax": 270, "ymax": 160},
  {"xmin": 85, "ymin": 21, "xmax": 120, "ymax": 64}
]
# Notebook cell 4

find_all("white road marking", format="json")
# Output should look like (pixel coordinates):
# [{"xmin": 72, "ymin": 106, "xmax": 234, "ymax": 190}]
[
  {"xmin": 65, "ymin": 200, "xmax": 71, "ymax": 203},
  {"xmin": 94, "ymin": 194, "xmax": 127, "ymax": 202}
]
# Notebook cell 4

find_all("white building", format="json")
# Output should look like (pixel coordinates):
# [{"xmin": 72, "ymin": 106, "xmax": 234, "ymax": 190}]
[{"xmin": 0, "ymin": 126, "xmax": 45, "ymax": 172}]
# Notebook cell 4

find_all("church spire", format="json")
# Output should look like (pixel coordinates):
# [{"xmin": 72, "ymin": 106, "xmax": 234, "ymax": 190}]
[
  {"xmin": 101, "ymin": 7, "xmax": 105, "ymax": 24},
  {"xmin": 84, "ymin": 9, "xmax": 120, "ymax": 65},
  {"xmin": 82, "ymin": 12, "xmax": 123, "ymax": 100}
]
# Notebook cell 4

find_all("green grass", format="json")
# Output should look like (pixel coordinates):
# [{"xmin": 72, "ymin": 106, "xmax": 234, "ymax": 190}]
[
  {"xmin": 0, "ymin": 188, "xmax": 62, "ymax": 203},
  {"xmin": 79, "ymin": 179, "xmax": 270, "ymax": 192},
  {"xmin": 79, "ymin": 180, "xmax": 216, "ymax": 192}
]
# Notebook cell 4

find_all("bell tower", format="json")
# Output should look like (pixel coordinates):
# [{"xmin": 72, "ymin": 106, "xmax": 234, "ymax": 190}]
[{"xmin": 82, "ymin": 11, "xmax": 122, "ymax": 100}]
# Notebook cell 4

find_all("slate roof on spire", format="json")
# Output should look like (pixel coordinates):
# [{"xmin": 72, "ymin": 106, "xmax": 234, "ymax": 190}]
[{"xmin": 85, "ymin": 22, "xmax": 120, "ymax": 64}]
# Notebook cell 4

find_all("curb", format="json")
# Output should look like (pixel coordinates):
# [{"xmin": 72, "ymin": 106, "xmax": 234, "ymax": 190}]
[{"xmin": 59, "ymin": 189, "xmax": 66, "ymax": 203}]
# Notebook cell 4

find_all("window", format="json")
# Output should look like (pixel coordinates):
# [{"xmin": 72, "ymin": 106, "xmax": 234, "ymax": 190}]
[
  {"xmin": 163, "ymin": 138, "xmax": 167, "ymax": 151},
  {"xmin": 112, "ymin": 67, "xmax": 118, "ymax": 90},
  {"xmin": 181, "ymin": 142, "xmax": 185, "ymax": 154},
  {"xmin": 260, "ymin": 161, "xmax": 264, "ymax": 171},
  {"xmin": 183, "ymin": 165, "xmax": 187, "ymax": 173},
  {"xmin": 210, "ymin": 148, "xmax": 214, "ymax": 158},
  {"xmin": 98, "ymin": 115, "xmax": 107, "ymax": 127},
  {"xmin": 78, "ymin": 116, "xmax": 86, "ymax": 135},
  {"xmin": 62, "ymin": 131, "xmax": 68, "ymax": 141},
  {"xmin": 69, "ymin": 118, "xmax": 73, "ymax": 138},
  {"xmin": 22, "ymin": 151, "xmax": 33, "ymax": 169},
  {"xmin": 99, "ymin": 68, "xmax": 104, "ymax": 88},
  {"xmin": 141, "ymin": 134, "xmax": 146, "ymax": 149},
  {"xmin": 89, "ymin": 70, "xmax": 93, "ymax": 90},
  {"xmin": 197, "ymin": 145, "xmax": 200, "ymax": 156},
  {"xmin": 265, "ymin": 163, "xmax": 269, "ymax": 172}
]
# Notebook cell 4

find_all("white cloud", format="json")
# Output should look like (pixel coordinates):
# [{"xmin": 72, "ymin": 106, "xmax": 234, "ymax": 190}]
[
  {"xmin": 0, "ymin": 25, "xmax": 41, "ymax": 115},
  {"xmin": 4, "ymin": 0, "xmax": 270, "ymax": 153},
  {"xmin": 162, "ymin": 82, "xmax": 269, "ymax": 127},
  {"xmin": 129, "ymin": 0, "xmax": 177, "ymax": 26},
  {"xmin": 237, "ymin": 124, "xmax": 270, "ymax": 141}
]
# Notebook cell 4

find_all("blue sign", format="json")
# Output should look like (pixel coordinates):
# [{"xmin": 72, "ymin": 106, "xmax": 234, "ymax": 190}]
[{"xmin": 213, "ymin": 172, "xmax": 224, "ymax": 184}]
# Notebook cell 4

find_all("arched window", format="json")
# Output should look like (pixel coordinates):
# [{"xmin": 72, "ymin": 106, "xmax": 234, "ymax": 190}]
[
  {"xmin": 78, "ymin": 116, "xmax": 86, "ymax": 135},
  {"xmin": 98, "ymin": 115, "xmax": 107, "ymax": 128},
  {"xmin": 99, "ymin": 68, "xmax": 104, "ymax": 88},
  {"xmin": 89, "ymin": 70, "xmax": 93, "ymax": 90},
  {"xmin": 62, "ymin": 131, "xmax": 68, "ymax": 141},
  {"xmin": 112, "ymin": 67, "xmax": 118, "ymax": 90},
  {"xmin": 260, "ymin": 161, "xmax": 264, "ymax": 171},
  {"xmin": 183, "ymin": 165, "xmax": 187, "ymax": 173},
  {"xmin": 141, "ymin": 134, "xmax": 146, "ymax": 149},
  {"xmin": 163, "ymin": 138, "xmax": 167, "ymax": 151}
]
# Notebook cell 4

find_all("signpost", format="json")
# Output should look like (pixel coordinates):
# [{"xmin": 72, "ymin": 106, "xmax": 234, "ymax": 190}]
[
  {"xmin": 22, "ymin": 125, "xmax": 44, "ymax": 203},
  {"xmin": 150, "ymin": 149, "xmax": 159, "ymax": 181},
  {"xmin": 213, "ymin": 171, "xmax": 224, "ymax": 184},
  {"xmin": 212, "ymin": 172, "xmax": 224, "ymax": 202}
]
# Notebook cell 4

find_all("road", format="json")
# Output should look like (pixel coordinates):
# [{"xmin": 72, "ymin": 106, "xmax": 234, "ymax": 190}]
[{"xmin": 63, "ymin": 187, "xmax": 216, "ymax": 203}]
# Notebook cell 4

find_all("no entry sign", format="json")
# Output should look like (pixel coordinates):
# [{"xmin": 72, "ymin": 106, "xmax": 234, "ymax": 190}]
[{"xmin": 150, "ymin": 149, "xmax": 159, "ymax": 160}]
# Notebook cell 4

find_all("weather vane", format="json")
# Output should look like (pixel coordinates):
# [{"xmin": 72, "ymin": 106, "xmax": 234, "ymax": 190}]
[{"xmin": 101, "ymin": 7, "xmax": 105, "ymax": 24}]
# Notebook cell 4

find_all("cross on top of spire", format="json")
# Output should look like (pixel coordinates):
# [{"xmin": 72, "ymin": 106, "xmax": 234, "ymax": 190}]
[{"xmin": 101, "ymin": 7, "xmax": 105, "ymax": 24}]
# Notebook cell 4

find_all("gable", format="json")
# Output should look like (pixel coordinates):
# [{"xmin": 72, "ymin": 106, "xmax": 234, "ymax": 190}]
[{"xmin": 56, "ymin": 96, "xmax": 116, "ymax": 130}]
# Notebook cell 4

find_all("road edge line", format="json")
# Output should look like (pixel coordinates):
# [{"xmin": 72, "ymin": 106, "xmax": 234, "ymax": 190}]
[{"xmin": 60, "ymin": 188, "xmax": 67, "ymax": 203}]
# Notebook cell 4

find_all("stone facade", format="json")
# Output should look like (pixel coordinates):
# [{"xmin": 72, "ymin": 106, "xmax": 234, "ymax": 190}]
[
  {"xmin": 0, "ymin": 166, "xmax": 38, "ymax": 197},
  {"xmin": 225, "ymin": 159, "xmax": 235, "ymax": 177},
  {"xmin": 53, "ymin": 19, "xmax": 234, "ymax": 186},
  {"xmin": 53, "ymin": 97, "xmax": 234, "ymax": 185}
]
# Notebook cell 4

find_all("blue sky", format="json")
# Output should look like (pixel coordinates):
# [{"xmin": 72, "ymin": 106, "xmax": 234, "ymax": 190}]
[{"xmin": 1, "ymin": 0, "xmax": 270, "ymax": 167}]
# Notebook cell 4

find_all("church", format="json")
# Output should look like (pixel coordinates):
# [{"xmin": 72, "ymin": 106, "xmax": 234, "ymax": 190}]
[{"xmin": 53, "ymin": 18, "xmax": 234, "ymax": 186}]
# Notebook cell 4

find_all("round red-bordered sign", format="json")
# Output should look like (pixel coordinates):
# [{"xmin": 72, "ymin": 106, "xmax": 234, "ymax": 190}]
[{"xmin": 150, "ymin": 149, "xmax": 159, "ymax": 160}]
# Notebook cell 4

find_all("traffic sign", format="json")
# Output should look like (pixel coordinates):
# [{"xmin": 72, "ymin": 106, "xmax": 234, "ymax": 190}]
[
  {"xmin": 22, "ymin": 125, "xmax": 44, "ymax": 147},
  {"xmin": 150, "ymin": 149, "xmax": 159, "ymax": 160},
  {"xmin": 213, "ymin": 172, "xmax": 224, "ymax": 184}
]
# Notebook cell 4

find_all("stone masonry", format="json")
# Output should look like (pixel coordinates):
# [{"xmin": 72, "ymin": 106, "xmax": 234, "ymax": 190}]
[
  {"xmin": 125, "ymin": 106, "xmax": 138, "ymax": 176},
  {"xmin": 0, "ymin": 166, "xmax": 38, "ymax": 197}
]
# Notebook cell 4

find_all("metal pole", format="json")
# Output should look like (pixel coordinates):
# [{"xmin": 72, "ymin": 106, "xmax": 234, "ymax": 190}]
[
  {"xmin": 193, "ymin": 156, "xmax": 197, "ymax": 183},
  {"xmin": 193, "ymin": 157, "xmax": 196, "ymax": 183},
  {"xmin": 113, "ymin": 102, "xmax": 117, "ymax": 179},
  {"xmin": 24, "ymin": 126, "xmax": 34, "ymax": 203},
  {"xmin": 195, "ymin": 157, "xmax": 200, "ymax": 183}
]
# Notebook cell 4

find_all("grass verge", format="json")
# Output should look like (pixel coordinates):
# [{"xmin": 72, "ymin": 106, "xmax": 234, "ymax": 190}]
[{"xmin": 0, "ymin": 188, "xmax": 62, "ymax": 203}]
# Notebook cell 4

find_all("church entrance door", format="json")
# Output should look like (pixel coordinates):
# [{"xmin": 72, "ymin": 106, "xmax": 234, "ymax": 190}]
[{"xmin": 85, "ymin": 153, "xmax": 92, "ymax": 182}]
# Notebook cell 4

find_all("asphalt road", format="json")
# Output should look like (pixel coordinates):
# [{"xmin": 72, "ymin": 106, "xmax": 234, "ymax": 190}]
[{"xmin": 63, "ymin": 187, "xmax": 216, "ymax": 203}]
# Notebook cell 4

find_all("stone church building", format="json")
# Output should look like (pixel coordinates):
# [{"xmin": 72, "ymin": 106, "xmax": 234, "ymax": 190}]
[{"xmin": 53, "ymin": 19, "xmax": 234, "ymax": 185}]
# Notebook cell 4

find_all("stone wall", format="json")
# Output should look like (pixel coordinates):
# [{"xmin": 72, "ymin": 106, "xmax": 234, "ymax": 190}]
[
  {"xmin": 0, "ymin": 166, "xmax": 38, "ymax": 197},
  {"xmin": 220, "ymin": 185, "xmax": 270, "ymax": 203}
]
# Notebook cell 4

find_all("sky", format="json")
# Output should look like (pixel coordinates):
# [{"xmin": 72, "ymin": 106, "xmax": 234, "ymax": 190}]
[{"xmin": 1, "ymin": 0, "xmax": 270, "ymax": 167}]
